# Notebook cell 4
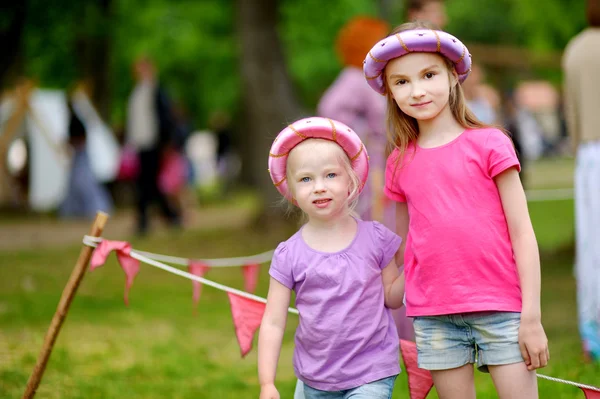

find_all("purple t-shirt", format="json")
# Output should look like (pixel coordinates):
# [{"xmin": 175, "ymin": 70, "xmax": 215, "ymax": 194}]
[{"xmin": 269, "ymin": 219, "xmax": 402, "ymax": 391}]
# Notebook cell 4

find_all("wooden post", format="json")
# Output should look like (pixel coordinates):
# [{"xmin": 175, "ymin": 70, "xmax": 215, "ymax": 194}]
[{"xmin": 22, "ymin": 211, "xmax": 110, "ymax": 399}]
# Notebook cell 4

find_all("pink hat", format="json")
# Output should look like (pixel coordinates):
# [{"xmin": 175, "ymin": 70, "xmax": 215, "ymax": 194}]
[
  {"xmin": 268, "ymin": 117, "xmax": 369, "ymax": 201},
  {"xmin": 363, "ymin": 28, "xmax": 472, "ymax": 95}
]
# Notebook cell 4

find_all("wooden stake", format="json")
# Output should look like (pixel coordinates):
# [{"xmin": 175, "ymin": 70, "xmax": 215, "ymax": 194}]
[{"xmin": 22, "ymin": 211, "xmax": 110, "ymax": 399}]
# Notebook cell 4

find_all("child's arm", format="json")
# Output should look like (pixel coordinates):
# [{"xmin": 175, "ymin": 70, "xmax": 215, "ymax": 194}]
[
  {"xmin": 394, "ymin": 202, "xmax": 410, "ymax": 267},
  {"xmin": 495, "ymin": 167, "xmax": 549, "ymax": 370},
  {"xmin": 382, "ymin": 260, "xmax": 405, "ymax": 309},
  {"xmin": 258, "ymin": 277, "xmax": 292, "ymax": 399}
]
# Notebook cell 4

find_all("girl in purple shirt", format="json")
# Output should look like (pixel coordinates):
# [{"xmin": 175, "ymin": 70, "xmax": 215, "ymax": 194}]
[
  {"xmin": 363, "ymin": 21, "xmax": 549, "ymax": 398},
  {"xmin": 258, "ymin": 117, "xmax": 406, "ymax": 399}
]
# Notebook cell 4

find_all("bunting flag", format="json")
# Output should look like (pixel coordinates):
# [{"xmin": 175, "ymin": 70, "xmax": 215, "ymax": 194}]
[
  {"xmin": 242, "ymin": 263, "xmax": 260, "ymax": 294},
  {"xmin": 582, "ymin": 388, "xmax": 600, "ymax": 399},
  {"xmin": 188, "ymin": 261, "xmax": 210, "ymax": 308},
  {"xmin": 399, "ymin": 340, "xmax": 434, "ymax": 399},
  {"xmin": 90, "ymin": 240, "xmax": 140, "ymax": 305},
  {"xmin": 227, "ymin": 292, "xmax": 266, "ymax": 357}
]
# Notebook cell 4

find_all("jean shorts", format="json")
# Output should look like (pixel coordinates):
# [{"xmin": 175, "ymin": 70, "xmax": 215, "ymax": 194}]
[
  {"xmin": 302, "ymin": 375, "xmax": 397, "ymax": 399},
  {"xmin": 413, "ymin": 311, "xmax": 524, "ymax": 372}
]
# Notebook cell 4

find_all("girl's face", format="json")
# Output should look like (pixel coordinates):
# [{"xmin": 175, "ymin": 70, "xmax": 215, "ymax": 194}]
[
  {"xmin": 287, "ymin": 140, "xmax": 352, "ymax": 222},
  {"xmin": 385, "ymin": 52, "xmax": 456, "ymax": 122}
]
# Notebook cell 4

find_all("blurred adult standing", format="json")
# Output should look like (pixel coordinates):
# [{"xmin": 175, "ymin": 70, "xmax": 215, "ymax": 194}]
[
  {"xmin": 317, "ymin": 17, "xmax": 390, "ymax": 223},
  {"xmin": 562, "ymin": 0, "xmax": 600, "ymax": 362},
  {"xmin": 126, "ymin": 57, "xmax": 181, "ymax": 235}
]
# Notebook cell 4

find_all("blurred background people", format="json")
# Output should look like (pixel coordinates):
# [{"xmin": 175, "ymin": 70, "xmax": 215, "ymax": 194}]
[
  {"xmin": 59, "ymin": 93, "xmax": 113, "ymax": 219},
  {"xmin": 562, "ymin": 0, "xmax": 600, "ymax": 362},
  {"xmin": 462, "ymin": 63, "xmax": 499, "ymax": 125},
  {"xmin": 126, "ymin": 57, "xmax": 181, "ymax": 235}
]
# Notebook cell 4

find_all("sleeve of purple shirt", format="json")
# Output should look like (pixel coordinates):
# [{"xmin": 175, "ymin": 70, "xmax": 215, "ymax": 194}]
[
  {"xmin": 372, "ymin": 221, "xmax": 403, "ymax": 269},
  {"xmin": 268, "ymin": 242, "xmax": 294, "ymax": 289}
]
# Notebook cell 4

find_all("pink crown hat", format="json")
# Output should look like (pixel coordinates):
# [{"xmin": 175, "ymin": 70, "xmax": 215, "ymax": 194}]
[
  {"xmin": 363, "ymin": 28, "xmax": 472, "ymax": 95},
  {"xmin": 268, "ymin": 117, "xmax": 369, "ymax": 202}
]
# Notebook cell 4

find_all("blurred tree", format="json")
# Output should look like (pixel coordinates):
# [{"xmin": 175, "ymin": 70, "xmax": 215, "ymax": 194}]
[
  {"xmin": 0, "ymin": 1, "xmax": 27, "ymax": 90},
  {"xmin": 236, "ymin": 0, "xmax": 303, "ymax": 218},
  {"xmin": 76, "ymin": 0, "xmax": 113, "ymax": 119},
  {"xmin": 280, "ymin": 0, "xmax": 378, "ymax": 109}
]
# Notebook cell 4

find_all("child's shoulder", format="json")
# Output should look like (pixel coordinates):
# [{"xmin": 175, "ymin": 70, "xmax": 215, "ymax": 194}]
[
  {"xmin": 463, "ymin": 127, "xmax": 508, "ymax": 146},
  {"xmin": 465, "ymin": 126, "xmax": 507, "ymax": 144},
  {"xmin": 359, "ymin": 219, "xmax": 398, "ymax": 241},
  {"xmin": 272, "ymin": 228, "xmax": 305, "ymax": 259},
  {"xmin": 386, "ymin": 142, "xmax": 417, "ymax": 166}
]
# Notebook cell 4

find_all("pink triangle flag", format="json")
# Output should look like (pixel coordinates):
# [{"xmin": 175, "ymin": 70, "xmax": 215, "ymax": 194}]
[
  {"xmin": 227, "ymin": 292, "xmax": 266, "ymax": 357},
  {"xmin": 400, "ymin": 339, "xmax": 434, "ymax": 399},
  {"xmin": 242, "ymin": 263, "xmax": 260, "ymax": 293},
  {"xmin": 582, "ymin": 388, "xmax": 600, "ymax": 399},
  {"xmin": 188, "ymin": 261, "xmax": 210, "ymax": 308},
  {"xmin": 90, "ymin": 240, "xmax": 140, "ymax": 305}
]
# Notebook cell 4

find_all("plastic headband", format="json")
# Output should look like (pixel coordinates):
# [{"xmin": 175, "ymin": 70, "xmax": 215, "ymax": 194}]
[
  {"xmin": 268, "ymin": 117, "xmax": 369, "ymax": 202},
  {"xmin": 363, "ymin": 29, "xmax": 472, "ymax": 94}
]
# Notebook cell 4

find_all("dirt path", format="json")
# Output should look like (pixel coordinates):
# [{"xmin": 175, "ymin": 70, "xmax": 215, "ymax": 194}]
[{"xmin": 0, "ymin": 206, "xmax": 255, "ymax": 252}]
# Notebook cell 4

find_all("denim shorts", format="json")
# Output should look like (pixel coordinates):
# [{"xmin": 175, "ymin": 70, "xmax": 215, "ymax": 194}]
[
  {"xmin": 413, "ymin": 311, "xmax": 524, "ymax": 372},
  {"xmin": 302, "ymin": 375, "xmax": 397, "ymax": 399}
]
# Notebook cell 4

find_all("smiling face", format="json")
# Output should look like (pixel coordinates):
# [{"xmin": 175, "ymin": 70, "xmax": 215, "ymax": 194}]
[
  {"xmin": 287, "ymin": 139, "xmax": 355, "ymax": 222},
  {"xmin": 385, "ymin": 52, "xmax": 456, "ymax": 123}
]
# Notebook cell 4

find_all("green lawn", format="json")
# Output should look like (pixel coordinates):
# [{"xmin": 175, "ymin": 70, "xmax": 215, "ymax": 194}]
[{"xmin": 1, "ymin": 159, "xmax": 599, "ymax": 398}]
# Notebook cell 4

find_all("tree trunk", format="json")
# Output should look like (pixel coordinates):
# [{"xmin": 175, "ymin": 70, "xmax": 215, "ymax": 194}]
[
  {"xmin": 235, "ymin": 0, "xmax": 304, "ymax": 221},
  {"xmin": 0, "ymin": 2, "xmax": 27, "ymax": 90},
  {"xmin": 75, "ymin": 0, "xmax": 112, "ymax": 120}
]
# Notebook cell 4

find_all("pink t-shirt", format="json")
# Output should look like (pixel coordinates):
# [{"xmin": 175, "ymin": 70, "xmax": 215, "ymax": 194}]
[
  {"xmin": 384, "ymin": 128, "xmax": 522, "ymax": 317},
  {"xmin": 269, "ymin": 220, "xmax": 402, "ymax": 391}
]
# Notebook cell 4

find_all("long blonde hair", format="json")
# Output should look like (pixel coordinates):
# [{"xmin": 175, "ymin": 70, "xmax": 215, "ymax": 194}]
[{"xmin": 384, "ymin": 22, "xmax": 494, "ymax": 162}]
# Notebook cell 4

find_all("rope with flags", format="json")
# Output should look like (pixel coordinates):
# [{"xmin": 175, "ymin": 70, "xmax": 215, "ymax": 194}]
[{"xmin": 83, "ymin": 235, "xmax": 599, "ymax": 398}]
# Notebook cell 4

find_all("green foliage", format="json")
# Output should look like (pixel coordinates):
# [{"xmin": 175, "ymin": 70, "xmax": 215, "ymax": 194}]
[
  {"xmin": 110, "ymin": 0, "xmax": 237, "ymax": 126},
  {"xmin": 13, "ymin": 0, "xmax": 589, "ymax": 127},
  {"xmin": 279, "ymin": 0, "xmax": 378, "ymax": 108}
]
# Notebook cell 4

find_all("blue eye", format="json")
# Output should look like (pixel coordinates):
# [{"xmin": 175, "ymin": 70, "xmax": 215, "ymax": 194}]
[
  {"xmin": 326, "ymin": 173, "xmax": 337, "ymax": 178},
  {"xmin": 300, "ymin": 177, "xmax": 311, "ymax": 183}
]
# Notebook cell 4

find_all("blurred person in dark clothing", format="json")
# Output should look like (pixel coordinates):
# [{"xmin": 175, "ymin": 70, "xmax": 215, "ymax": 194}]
[{"xmin": 126, "ymin": 57, "xmax": 181, "ymax": 235}]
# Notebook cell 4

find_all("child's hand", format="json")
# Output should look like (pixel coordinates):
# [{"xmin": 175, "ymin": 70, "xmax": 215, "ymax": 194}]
[
  {"xmin": 259, "ymin": 383, "xmax": 280, "ymax": 399},
  {"xmin": 518, "ymin": 318, "xmax": 549, "ymax": 370}
]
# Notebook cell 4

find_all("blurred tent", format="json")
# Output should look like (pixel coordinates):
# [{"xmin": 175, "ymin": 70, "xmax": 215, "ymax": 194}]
[{"xmin": 0, "ymin": 80, "xmax": 120, "ymax": 211}]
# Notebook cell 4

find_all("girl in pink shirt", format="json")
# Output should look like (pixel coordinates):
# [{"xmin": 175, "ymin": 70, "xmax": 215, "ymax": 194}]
[
  {"xmin": 258, "ymin": 117, "xmax": 406, "ymax": 399},
  {"xmin": 363, "ymin": 22, "xmax": 549, "ymax": 398}
]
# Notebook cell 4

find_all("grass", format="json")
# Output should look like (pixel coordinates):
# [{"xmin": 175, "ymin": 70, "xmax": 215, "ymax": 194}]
[{"xmin": 1, "ymin": 157, "xmax": 599, "ymax": 398}]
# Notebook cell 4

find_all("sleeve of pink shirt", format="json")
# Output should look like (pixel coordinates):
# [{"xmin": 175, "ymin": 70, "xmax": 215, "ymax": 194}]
[
  {"xmin": 268, "ymin": 242, "xmax": 294, "ymax": 289},
  {"xmin": 485, "ymin": 129, "xmax": 521, "ymax": 178},
  {"xmin": 384, "ymin": 149, "xmax": 406, "ymax": 202},
  {"xmin": 372, "ymin": 221, "xmax": 403, "ymax": 269}
]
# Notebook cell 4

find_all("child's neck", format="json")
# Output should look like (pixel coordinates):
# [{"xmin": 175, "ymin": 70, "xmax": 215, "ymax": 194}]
[
  {"xmin": 302, "ymin": 213, "xmax": 358, "ymax": 253},
  {"xmin": 416, "ymin": 104, "xmax": 465, "ymax": 148}
]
